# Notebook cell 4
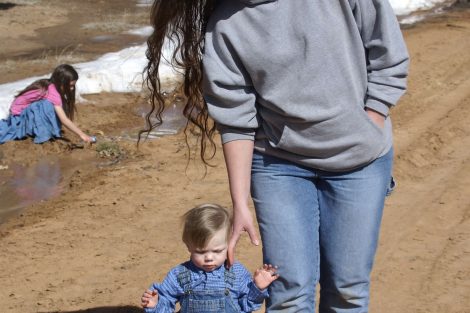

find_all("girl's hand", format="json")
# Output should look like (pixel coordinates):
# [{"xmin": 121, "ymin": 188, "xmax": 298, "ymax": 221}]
[
  {"xmin": 80, "ymin": 134, "xmax": 94, "ymax": 143},
  {"xmin": 141, "ymin": 289, "xmax": 158, "ymax": 308},
  {"xmin": 227, "ymin": 204, "xmax": 259, "ymax": 268},
  {"xmin": 54, "ymin": 106, "xmax": 94, "ymax": 142},
  {"xmin": 254, "ymin": 264, "xmax": 279, "ymax": 290}
]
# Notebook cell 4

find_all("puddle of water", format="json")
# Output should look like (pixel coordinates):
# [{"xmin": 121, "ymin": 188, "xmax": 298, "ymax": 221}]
[
  {"xmin": 0, "ymin": 154, "xmax": 96, "ymax": 224},
  {"xmin": 95, "ymin": 102, "xmax": 187, "ymax": 142},
  {"xmin": 129, "ymin": 102, "xmax": 188, "ymax": 140},
  {"xmin": 136, "ymin": 0, "xmax": 153, "ymax": 7},
  {"xmin": 90, "ymin": 35, "xmax": 117, "ymax": 43},
  {"xmin": 146, "ymin": 103, "xmax": 188, "ymax": 138},
  {"xmin": 0, "ymin": 157, "xmax": 61, "ymax": 223}
]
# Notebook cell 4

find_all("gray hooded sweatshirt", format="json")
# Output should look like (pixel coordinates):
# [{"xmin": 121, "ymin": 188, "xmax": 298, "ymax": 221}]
[{"xmin": 203, "ymin": 0, "xmax": 409, "ymax": 171}]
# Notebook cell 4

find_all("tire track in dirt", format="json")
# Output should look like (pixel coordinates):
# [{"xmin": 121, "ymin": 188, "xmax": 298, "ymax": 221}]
[
  {"xmin": 370, "ymin": 12, "xmax": 470, "ymax": 313},
  {"xmin": 374, "ymin": 84, "xmax": 470, "ymax": 313}
]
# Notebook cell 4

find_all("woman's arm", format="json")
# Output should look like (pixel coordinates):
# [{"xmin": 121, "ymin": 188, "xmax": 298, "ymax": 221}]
[
  {"xmin": 202, "ymin": 9, "xmax": 260, "ymax": 266},
  {"xmin": 223, "ymin": 139, "xmax": 259, "ymax": 267},
  {"xmin": 54, "ymin": 106, "xmax": 93, "ymax": 142},
  {"xmin": 351, "ymin": 0, "xmax": 410, "ymax": 117}
]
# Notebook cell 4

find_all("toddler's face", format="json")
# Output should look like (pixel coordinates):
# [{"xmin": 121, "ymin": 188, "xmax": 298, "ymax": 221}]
[{"xmin": 188, "ymin": 229, "xmax": 228, "ymax": 272}]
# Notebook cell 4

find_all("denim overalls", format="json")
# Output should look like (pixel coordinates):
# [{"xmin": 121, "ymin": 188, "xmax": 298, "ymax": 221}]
[{"xmin": 177, "ymin": 266, "xmax": 240, "ymax": 313}]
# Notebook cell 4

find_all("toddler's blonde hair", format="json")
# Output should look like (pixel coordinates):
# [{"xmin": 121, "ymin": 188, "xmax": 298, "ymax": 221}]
[{"xmin": 182, "ymin": 204, "xmax": 232, "ymax": 249}]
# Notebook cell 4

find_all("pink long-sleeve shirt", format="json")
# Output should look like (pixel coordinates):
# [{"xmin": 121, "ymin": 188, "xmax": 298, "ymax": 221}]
[{"xmin": 10, "ymin": 84, "xmax": 62, "ymax": 116}]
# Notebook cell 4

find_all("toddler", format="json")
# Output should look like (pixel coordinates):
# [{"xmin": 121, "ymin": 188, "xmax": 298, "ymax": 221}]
[{"xmin": 141, "ymin": 204, "xmax": 278, "ymax": 312}]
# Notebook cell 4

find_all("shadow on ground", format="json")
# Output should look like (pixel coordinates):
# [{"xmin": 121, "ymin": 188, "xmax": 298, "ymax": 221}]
[
  {"xmin": 0, "ymin": 2, "xmax": 17, "ymax": 10},
  {"xmin": 45, "ymin": 306, "xmax": 143, "ymax": 313}
]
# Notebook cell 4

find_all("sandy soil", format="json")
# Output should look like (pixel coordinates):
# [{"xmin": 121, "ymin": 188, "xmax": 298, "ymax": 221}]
[{"xmin": 0, "ymin": 1, "xmax": 469, "ymax": 313}]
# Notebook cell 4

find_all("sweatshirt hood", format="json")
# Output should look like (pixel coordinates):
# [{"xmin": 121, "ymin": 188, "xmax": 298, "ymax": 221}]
[{"xmin": 238, "ymin": 0, "xmax": 277, "ymax": 5}]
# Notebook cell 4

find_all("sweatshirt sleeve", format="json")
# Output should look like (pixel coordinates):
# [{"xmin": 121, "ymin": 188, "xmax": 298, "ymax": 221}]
[
  {"xmin": 350, "ymin": 0, "xmax": 410, "ymax": 116},
  {"xmin": 145, "ymin": 268, "xmax": 183, "ymax": 313},
  {"xmin": 203, "ymin": 29, "xmax": 259, "ymax": 144}
]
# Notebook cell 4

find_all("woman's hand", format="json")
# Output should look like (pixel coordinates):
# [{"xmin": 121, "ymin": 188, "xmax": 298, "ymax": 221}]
[
  {"xmin": 254, "ymin": 264, "xmax": 279, "ymax": 290},
  {"xmin": 227, "ymin": 203, "xmax": 259, "ymax": 268},
  {"xmin": 365, "ymin": 108, "xmax": 386, "ymax": 129},
  {"xmin": 141, "ymin": 289, "xmax": 158, "ymax": 308}
]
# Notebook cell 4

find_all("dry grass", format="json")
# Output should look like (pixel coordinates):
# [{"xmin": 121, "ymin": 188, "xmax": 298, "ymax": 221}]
[
  {"xmin": 0, "ymin": 45, "xmax": 87, "ymax": 78},
  {"xmin": 29, "ymin": 45, "xmax": 86, "ymax": 65},
  {"xmin": 81, "ymin": 9, "xmax": 147, "ymax": 33}
]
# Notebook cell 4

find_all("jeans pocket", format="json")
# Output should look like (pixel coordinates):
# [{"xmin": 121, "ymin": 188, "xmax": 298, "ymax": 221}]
[{"xmin": 386, "ymin": 176, "xmax": 396, "ymax": 196}]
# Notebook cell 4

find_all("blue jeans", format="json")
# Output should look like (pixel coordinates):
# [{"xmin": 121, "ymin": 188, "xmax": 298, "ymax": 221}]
[{"xmin": 251, "ymin": 148, "xmax": 394, "ymax": 312}]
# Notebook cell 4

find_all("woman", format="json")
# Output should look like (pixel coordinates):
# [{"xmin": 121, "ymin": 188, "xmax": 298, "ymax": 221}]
[
  {"xmin": 144, "ymin": 0, "xmax": 409, "ymax": 311},
  {"xmin": 0, "ymin": 64, "xmax": 94, "ymax": 144}
]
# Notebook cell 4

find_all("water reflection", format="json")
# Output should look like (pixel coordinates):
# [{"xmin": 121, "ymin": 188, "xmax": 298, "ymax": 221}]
[
  {"xmin": 136, "ymin": 102, "xmax": 187, "ymax": 139},
  {"xmin": 0, "ymin": 157, "xmax": 62, "ymax": 223}
]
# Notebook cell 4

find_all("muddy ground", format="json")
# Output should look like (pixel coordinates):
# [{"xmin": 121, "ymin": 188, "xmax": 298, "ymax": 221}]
[{"xmin": 0, "ymin": 1, "xmax": 469, "ymax": 312}]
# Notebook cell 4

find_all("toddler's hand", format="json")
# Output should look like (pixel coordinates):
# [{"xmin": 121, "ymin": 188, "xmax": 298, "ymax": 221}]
[
  {"xmin": 254, "ymin": 264, "xmax": 279, "ymax": 290},
  {"xmin": 141, "ymin": 289, "xmax": 158, "ymax": 309}
]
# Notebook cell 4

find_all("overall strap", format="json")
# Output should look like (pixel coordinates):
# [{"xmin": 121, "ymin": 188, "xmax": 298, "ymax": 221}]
[
  {"xmin": 224, "ymin": 267, "xmax": 236, "ymax": 289},
  {"xmin": 177, "ymin": 266, "xmax": 192, "ymax": 293}
]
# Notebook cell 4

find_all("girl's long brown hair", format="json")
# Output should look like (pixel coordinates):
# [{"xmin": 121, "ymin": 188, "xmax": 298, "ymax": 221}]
[
  {"xmin": 16, "ymin": 64, "xmax": 79, "ymax": 120},
  {"xmin": 140, "ymin": 0, "xmax": 217, "ymax": 163}
]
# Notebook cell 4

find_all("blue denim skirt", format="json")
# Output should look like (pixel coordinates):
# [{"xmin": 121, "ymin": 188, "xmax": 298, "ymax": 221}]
[{"xmin": 0, "ymin": 100, "xmax": 61, "ymax": 144}]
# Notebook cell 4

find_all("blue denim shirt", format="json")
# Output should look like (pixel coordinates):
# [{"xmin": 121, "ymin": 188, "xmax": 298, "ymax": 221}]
[{"xmin": 145, "ymin": 260, "xmax": 268, "ymax": 313}]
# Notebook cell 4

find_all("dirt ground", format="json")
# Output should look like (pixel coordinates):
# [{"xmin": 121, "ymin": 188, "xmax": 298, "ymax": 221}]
[{"xmin": 0, "ymin": 1, "xmax": 469, "ymax": 313}]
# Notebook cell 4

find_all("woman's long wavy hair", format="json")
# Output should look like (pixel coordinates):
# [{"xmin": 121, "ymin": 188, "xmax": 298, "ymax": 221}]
[
  {"xmin": 16, "ymin": 64, "xmax": 79, "ymax": 120},
  {"xmin": 141, "ymin": 0, "xmax": 217, "ymax": 163}
]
